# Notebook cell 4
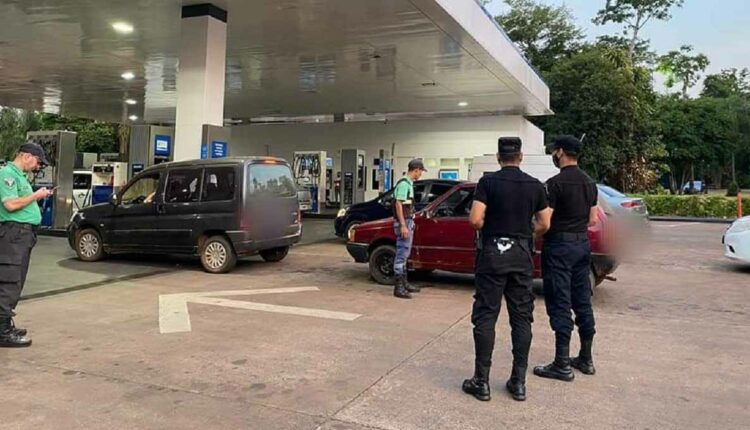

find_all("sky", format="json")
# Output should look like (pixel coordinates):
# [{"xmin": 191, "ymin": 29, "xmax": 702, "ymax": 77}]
[{"xmin": 482, "ymin": 0, "xmax": 750, "ymax": 95}]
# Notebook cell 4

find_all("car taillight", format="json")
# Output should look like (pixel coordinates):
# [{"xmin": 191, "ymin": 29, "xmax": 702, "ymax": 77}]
[{"xmin": 620, "ymin": 200, "xmax": 642, "ymax": 208}]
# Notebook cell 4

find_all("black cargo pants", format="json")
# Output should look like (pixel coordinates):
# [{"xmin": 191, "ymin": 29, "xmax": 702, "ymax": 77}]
[
  {"xmin": 472, "ymin": 239, "xmax": 535, "ymax": 382},
  {"xmin": 0, "ymin": 223, "xmax": 37, "ymax": 319},
  {"xmin": 541, "ymin": 238, "xmax": 596, "ymax": 346}
]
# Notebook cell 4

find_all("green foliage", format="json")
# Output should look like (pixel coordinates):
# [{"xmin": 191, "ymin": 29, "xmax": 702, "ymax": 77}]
[
  {"xmin": 495, "ymin": 0, "xmax": 584, "ymax": 72},
  {"xmin": 702, "ymin": 68, "xmax": 750, "ymax": 99},
  {"xmin": 0, "ymin": 109, "xmax": 120, "ymax": 160},
  {"xmin": 727, "ymin": 182, "xmax": 740, "ymax": 197},
  {"xmin": 657, "ymin": 45, "xmax": 710, "ymax": 97},
  {"xmin": 538, "ymin": 44, "xmax": 663, "ymax": 191},
  {"xmin": 593, "ymin": 0, "xmax": 684, "ymax": 63},
  {"xmin": 640, "ymin": 195, "xmax": 749, "ymax": 218}
]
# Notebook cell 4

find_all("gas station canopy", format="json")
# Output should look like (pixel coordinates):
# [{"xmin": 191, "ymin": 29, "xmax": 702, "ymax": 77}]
[{"xmin": 0, "ymin": 0, "xmax": 550, "ymax": 124}]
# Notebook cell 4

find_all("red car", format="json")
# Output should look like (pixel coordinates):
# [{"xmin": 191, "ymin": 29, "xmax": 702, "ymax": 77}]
[{"xmin": 346, "ymin": 182, "xmax": 617, "ymax": 286}]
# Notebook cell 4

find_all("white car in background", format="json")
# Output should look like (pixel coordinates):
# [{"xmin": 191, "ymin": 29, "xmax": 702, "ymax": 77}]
[{"xmin": 724, "ymin": 216, "xmax": 750, "ymax": 264}]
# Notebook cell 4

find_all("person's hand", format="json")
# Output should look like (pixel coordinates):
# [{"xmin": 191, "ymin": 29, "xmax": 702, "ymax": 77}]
[
  {"xmin": 33, "ymin": 187, "xmax": 54, "ymax": 200},
  {"xmin": 400, "ymin": 225, "xmax": 409, "ymax": 240}
]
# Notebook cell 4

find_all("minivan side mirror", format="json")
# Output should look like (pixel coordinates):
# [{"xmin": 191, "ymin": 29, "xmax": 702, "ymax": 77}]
[{"xmin": 110, "ymin": 194, "xmax": 119, "ymax": 205}]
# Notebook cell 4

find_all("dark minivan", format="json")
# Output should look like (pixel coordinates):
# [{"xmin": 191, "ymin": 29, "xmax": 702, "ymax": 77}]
[
  {"xmin": 68, "ymin": 157, "xmax": 301, "ymax": 274},
  {"xmin": 334, "ymin": 179, "xmax": 461, "ymax": 238}
]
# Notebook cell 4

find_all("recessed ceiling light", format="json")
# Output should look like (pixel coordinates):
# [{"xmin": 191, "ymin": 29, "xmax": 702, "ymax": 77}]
[
  {"xmin": 458, "ymin": 101, "xmax": 469, "ymax": 107},
  {"xmin": 112, "ymin": 22, "xmax": 134, "ymax": 34},
  {"xmin": 121, "ymin": 71, "xmax": 135, "ymax": 80},
  {"xmin": 125, "ymin": 99, "xmax": 137, "ymax": 105},
  {"xmin": 128, "ymin": 115, "xmax": 138, "ymax": 121}
]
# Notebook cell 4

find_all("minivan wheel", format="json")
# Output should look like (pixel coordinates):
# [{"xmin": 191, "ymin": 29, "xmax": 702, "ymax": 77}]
[
  {"xmin": 260, "ymin": 246, "xmax": 289, "ymax": 263},
  {"xmin": 75, "ymin": 228, "xmax": 105, "ymax": 262},
  {"xmin": 200, "ymin": 235, "xmax": 237, "ymax": 274},
  {"xmin": 369, "ymin": 244, "xmax": 396, "ymax": 285}
]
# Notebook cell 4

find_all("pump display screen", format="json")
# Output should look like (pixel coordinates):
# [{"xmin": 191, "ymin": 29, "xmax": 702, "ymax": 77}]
[{"xmin": 154, "ymin": 135, "xmax": 172, "ymax": 157}]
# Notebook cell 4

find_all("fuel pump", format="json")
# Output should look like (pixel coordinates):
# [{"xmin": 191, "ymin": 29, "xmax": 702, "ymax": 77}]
[
  {"xmin": 26, "ymin": 131, "xmax": 76, "ymax": 230},
  {"xmin": 91, "ymin": 162, "xmax": 129, "ymax": 205},
  {"xmin": 340, "ymin": 149, "xmax": 366, "ymax": 208},
  {"xmin": 293, "ymin": 151, "xmax": 326, "ymax": 214},
  {"xmin": 377, "ymin": 149, "xmax": 392, "ymax": 194}
]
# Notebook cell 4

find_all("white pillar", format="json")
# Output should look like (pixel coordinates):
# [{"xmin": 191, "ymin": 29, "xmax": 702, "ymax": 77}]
[{"xmin": 174, "ymin": 4, "xmax": 227, "ymax": 161}]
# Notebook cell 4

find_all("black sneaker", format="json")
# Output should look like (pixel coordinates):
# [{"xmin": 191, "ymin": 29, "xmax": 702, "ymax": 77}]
[
  {"xmin": 462, "ymin": 377, "xmax": 491, "ymax": 401},
  {"xmin": 0, "ymin": 330, "xmax": 32, "ymax": 348}
]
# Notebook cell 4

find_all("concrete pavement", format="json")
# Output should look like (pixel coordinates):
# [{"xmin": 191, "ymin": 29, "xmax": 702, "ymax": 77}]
[{"xmin": 2, "ymin": 222, "xmax": 748, "ymax": 429}]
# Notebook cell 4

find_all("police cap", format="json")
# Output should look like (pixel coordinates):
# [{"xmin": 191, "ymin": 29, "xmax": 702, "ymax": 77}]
[
  {"xmin": 546, "ymin": 135, "xmax": 583, "ymax": 155},
  {"xmin": 498, "ymin": 137, "xmax": 522, "ymax": 154}
]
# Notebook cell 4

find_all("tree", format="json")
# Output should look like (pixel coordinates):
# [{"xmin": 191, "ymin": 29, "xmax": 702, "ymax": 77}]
[
  {"xmin": 702, "ymin": 68, "xmax": 750, "ymax": 99},
  {"xmin": 538, "ymin": 44, "xmax": 664, "ymax": 191},
  {"xmin": 0, "ymin": 108, "xmax": 41, "ymax": 161},
  {"xmin": 657, "ymin": 45, "xmax": 710, "ymax": 98},
  {"xmin": 593, "ymin": 0, "xmax": 684, "ymax": 63},
  {"xmin": 495, "ymin": 0, "xmax": 584, "ymax": 72}
]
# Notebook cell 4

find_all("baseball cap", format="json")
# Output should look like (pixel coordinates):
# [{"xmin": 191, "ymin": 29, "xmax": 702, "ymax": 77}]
[
  {"xmin": 19, "ymin": 142, "xmax": 50, "ymax": 166},
  {"xmin": 408, "ymin": 159, "xmax": 427, "ymax": 172},
  {"xmin": 546, "ymin": 135, "xmax": 583, "ymax": 155},
  {"xmin": 498, "ymin": 137, "xmax": 522, "ymax": 154}
]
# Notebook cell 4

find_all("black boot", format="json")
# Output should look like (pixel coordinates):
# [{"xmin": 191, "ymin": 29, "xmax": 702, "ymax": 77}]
[
  {"xmin": 393, "ymin": 276, "xmax": 412, "ymax": 299},
  {"xmin": 534, "ymin": 336, "xmax": 574, "ymax": 382},
  {"xmin": 0, "ymin": 318, "xmax": 32, "ymax": 348},
  {"xmin": 403, "ymin": 274, "xmax": 420, "ymax": 293},
  {"xmin": 571, "ymin": 337, "xmax": 596, "ymax": 375},
  {"xmin": 506, "ymin": 364, "xmax": 527, "ymax": 401},
  {"xmin": 462, "ymin": 377, "xmax": 491, "ymax": 401}
]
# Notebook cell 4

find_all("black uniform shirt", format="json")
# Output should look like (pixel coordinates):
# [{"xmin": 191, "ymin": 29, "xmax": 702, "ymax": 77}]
[
  {"xmin": 545, "ymin": 166, "xmax": 598, "ymax": 235},
  {"xmin": 473, "ymin": 167, "xmax": 549, "ymax": 239}
]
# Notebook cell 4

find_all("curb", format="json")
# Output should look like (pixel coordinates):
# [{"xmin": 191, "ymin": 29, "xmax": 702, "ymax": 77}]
[{"xmin": 649, "ymin": 216, "xmax": 734, "ymax": 224}]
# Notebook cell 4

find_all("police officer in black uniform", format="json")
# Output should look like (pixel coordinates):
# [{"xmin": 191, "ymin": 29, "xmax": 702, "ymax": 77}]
[
  {"xmin": 462, "ymin": 137, "xmax": 551, "ymax": 402},
  {"xmin": 534, "ymin": 135, "xmax": 599, "ymax": 381}
]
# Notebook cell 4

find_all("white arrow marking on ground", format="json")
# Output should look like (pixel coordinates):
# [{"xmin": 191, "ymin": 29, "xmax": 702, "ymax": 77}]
[{"xmin": 159, "ymin": 287, "xmax": 361, "ymax": 334}]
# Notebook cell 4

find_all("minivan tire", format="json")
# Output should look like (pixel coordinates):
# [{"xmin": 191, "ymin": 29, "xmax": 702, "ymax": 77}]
[
  {"xmin": 260, "ymin": 246, "xmax": 289, "ymax": 263},
  {"xmin": 369, "ymin": 244, "xmax": 396, "ymax": 285},
  {"xmin": 200, "ymin": 235, "xmax": 237, "ymax": 274},
  {"xmin": 75, "ymin": 228, "xmax": 105, "ymax": 262}
]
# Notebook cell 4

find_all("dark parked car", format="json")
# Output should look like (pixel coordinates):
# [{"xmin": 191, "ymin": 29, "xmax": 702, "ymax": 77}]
[
  {"xmin": 68, "ymin": 157, "xmax": 302, "ymax": 274},
  {"xmin": 334, "ymin": 179, "xmax": 461, "ymax": 238},
  {"xmin": 346, "ymin": 182, "xmax": 618, "ymax": 287}
]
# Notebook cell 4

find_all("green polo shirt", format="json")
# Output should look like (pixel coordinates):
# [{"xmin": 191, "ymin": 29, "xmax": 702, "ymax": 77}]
[
  {"xmin": 394, "ymin": 176, "xmax": 414, "ymax": 203},
  {"xmin": 0, "ymin": 163, "xmax": 42, "ymax": 225}
]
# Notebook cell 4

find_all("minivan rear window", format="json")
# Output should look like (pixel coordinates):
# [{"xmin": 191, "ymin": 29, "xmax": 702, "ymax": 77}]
[{"xmin": 247, "ymin": 163, "xmax": 296, "ymax": 198}]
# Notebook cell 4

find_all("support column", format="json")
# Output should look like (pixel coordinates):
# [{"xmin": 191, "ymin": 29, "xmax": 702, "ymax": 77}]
[{"xmin": 174, "ymin": 4, "xmax": 227, "ymax": 161}]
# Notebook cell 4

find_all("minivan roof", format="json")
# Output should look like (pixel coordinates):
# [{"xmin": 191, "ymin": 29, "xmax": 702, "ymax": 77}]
[{"xmin": 143, "ymin": 156, "xmax": 289, "ymax": 172}]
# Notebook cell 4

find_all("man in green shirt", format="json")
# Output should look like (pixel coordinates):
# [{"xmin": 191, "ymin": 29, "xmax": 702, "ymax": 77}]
[
  {"xmin": 392, "ymin": 159, "xmax": 426, "ymax": 299},
  {"xmin": 0, "ymin": 142, "xmax": 54, "ymax": 347}
]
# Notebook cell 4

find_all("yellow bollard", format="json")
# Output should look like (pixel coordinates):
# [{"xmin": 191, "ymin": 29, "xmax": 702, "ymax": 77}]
[{"xmin": 738, "ymin": 192, "xmax": 744, "ymax": 218}]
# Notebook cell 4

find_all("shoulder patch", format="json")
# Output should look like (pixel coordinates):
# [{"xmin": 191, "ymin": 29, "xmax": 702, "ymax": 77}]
[{"xmin": 4, "ymin": 177, "xmax": 15, "ymax": 188}]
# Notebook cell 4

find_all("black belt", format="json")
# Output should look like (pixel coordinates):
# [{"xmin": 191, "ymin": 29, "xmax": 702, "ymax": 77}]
[
  {"xmin": 0, "ymin": 221, "xmax": 39, "ymax": 232},
  {"xmin": 545, "ymin": 232, "xmax": 588, "ymax": 241}
]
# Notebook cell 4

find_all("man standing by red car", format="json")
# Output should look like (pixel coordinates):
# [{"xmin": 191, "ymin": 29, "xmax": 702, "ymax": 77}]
[{"xmin": 392, "ymin": 159, "xmax": 426, "ymax": 299}]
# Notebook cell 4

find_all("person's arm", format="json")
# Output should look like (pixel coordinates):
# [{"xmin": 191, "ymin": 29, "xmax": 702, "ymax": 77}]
[
  {"xmin": 470, "ymin": 178, "xmax": 489, "ymax": 231},
  {"xmin": 393, "ymin": 181, "xmax": 409, "ymax": 239},
  {"xmin": 2, "ymin": 186, "xmax": 52, "ymax": 213},
  {"xmin": 534, "ymin": 183, "xmax": 552, "ymax": 239},
  {"xmin": 588, "ymin": 182, "xmax": 599, "ymax": 226},
  {"xmin": 469, "ymin": 200, "xmax": 486, "ymax": 231},
  {"xmin": 534, "ymin": 208, "xmax": 552, "ymax": 238}
]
